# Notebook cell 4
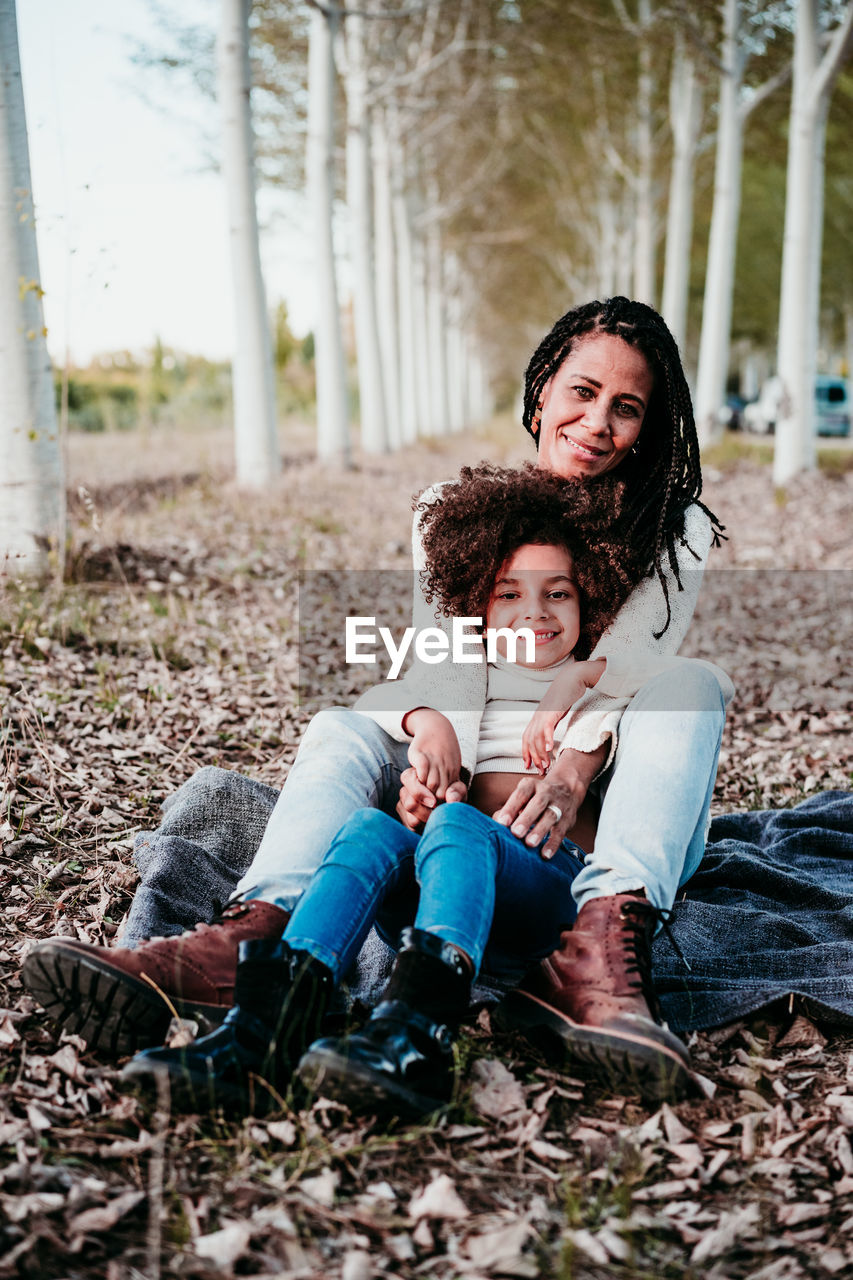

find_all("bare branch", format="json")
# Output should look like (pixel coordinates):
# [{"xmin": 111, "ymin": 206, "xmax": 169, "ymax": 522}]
[
  {"xmin": 813, "ymin": 1, "xmax": 853, "ymax": 108},
  {"xmin": 739, "ymin": 58, "xmax": 791, "ymax": 122}
]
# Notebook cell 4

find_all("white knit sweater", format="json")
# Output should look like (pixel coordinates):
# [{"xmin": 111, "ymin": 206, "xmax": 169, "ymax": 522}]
[
  {"xmin": 475, "ymin": 652, "xmax": 733, "ymax": 775},
  {"xmin": 354, "ymin": 486, "xmax": 716, "ymax": 776}
]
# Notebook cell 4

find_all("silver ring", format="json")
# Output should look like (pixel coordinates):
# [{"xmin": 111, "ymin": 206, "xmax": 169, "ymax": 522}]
[{"xmin": 546, "ymin": 803, "xmax": 563, "ymax": 822}]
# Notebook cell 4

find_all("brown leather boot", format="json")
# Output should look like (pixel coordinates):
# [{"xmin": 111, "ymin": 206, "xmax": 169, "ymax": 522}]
[
  {"xmin": 495, "ymin": 892, "xmax": 692, "ymax": 1102},
  {"xmin": 21, "ymin": 900, "xmax": 289, "ymax": 1058}
]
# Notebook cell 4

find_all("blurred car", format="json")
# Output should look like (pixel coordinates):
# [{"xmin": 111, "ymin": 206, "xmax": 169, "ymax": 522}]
[
  {"xmin": 717, "ymin": 394, "xmax": 747, "ymax": 431},
  {"xmin": 741, "ymin": 375, "xmax": 850, "ymax": 437},
  {"xmin": 815, "ymin": 376, "xmax": 850, "ymax": 437},
  {"xmin": 742, "ymin": 376, "xmax": 782, "ymax": 435}
]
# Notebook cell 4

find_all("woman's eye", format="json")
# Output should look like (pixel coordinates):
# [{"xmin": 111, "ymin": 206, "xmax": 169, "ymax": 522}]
[
  {"xmin": 616, "ymin": 400, "xmax": 639, "ymax": 417},
  {"xmin": 573, "ymin": 385, "xmax": 594, "ymax": 399}
]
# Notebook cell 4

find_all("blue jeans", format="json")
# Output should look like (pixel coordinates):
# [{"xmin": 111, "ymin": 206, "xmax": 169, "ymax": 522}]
[
  {"xmin": 283, "ymin": 804, "xmax": 584, "ymax": 982},
  {"xmin": 237, "ymin": 661, "xmax": 726, "ymax": 915}
]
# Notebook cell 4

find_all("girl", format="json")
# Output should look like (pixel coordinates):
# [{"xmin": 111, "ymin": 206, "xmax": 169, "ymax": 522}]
[{"xmin": 124, "ymin": 466, "xmax": 731, "ymax": 1113}]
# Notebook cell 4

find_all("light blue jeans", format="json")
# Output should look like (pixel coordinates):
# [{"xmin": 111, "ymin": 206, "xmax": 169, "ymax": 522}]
[{"xmin": 236, "ymin": 662, "xmax": 727, "ymax": 915}]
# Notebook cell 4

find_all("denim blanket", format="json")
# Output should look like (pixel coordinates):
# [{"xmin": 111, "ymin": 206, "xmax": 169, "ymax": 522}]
[{"xmin": 126, "ymin": 770, "xmax": 853, "ymax": 1033}]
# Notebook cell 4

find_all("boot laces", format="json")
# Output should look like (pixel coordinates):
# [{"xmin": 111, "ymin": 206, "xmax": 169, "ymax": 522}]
[
  {"xmin": 617, "ymin": 898, "xmax": 691, "ymax": 1018},
  {"xmin": 140, "ymin": 900, "xmax": 250, "ymax": 948}
]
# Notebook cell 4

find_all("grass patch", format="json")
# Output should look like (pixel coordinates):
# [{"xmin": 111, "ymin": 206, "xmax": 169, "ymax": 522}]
[
  {"xmin": 817, "ymin": 445, "xmax": 853, "ymax": 476},
  {"xmin": 701, "ymin": 433, "xmax": 774, "ymax": 470}
]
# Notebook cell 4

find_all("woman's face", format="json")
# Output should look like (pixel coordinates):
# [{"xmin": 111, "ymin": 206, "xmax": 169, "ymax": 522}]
[{"xmin": 535, "ymin": 332, "xmax": 654, "ymax": 479}]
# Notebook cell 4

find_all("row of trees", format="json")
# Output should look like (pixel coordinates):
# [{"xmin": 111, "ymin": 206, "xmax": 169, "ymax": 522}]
[
  {"xmin": 238, "ymin": 0, "xmax": 852, "ymax": 482},
  {"xmin": 2, "ymin": 0, "xmax": 853, "ymax": 574}
]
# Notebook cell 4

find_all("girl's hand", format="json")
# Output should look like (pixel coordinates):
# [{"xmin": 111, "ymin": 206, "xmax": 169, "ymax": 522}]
[
  {"xmin": 396, "ymin": 708, "xmax": 465, "ymax": 832},
  {"xmin": 522, "ymin": 706, "xmax": 563, "ymax": 775},
  {"xmin": 521, "ymin": 659, "xmax": 607, "ymax": 774},
  {"xmin": 494, "ymin": 747, "xmax": 604, "ymax": 859}
]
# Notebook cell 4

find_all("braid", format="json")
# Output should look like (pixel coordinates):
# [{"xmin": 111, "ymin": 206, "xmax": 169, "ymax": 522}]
[{"xmin": 522, "ymin": 296, "xmax": 724, "ymax": 635}]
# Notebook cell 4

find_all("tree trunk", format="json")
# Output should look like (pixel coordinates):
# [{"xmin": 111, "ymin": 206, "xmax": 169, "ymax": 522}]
[
  {"xmin": 773, "ymin": 0, "xmax": 853, "ymax": 485},
  {"xmin": 694, "ymin": 0, "xmax": 744, "ymax": 445},
  {"xmin": 307, "ymin": 4, "xmax": 350, "ymax": 465},
  {"xmin": 632, "ymin": 0, "xmax": 656, "ymax": 305},
  {"xmin": 662, "ymin": 34, "xmax": 702, "ymax": 353},
  {"xmin": 425, "ymin": 209, "xmax": 450, "ymax": 435},
  {"xmin": 390, "ymin": 134, "xmax": 419, "ymax": 443},
  {"xmin": 371, "ymin": 105, "xmax": 400, "ymax": 448},
  {"xmin": 218, "ymin": 0, "xmax": 280, "ymax": 487},
  {"xmin": 411, "ymin": 221, "xmax": 432, "ymax": 435},
  {"xmin": 0, "ymin": 0, "xmax": 64, "ymax": 577},
  {"xmin": 344, "ymin": 8, "xmax": 388, "ymax": 453}
]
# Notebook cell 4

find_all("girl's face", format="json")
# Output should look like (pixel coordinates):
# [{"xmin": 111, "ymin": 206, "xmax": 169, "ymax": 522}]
[
  {"xmin": 486, "ymin": 543, "xmax": 580, "ymax": 669},
  {"xmin": 535, "ymin": 332, "xmax": 654, "ymax": 479}
]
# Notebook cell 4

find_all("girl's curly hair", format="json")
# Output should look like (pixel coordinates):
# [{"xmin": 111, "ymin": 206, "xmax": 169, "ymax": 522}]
[{"xmin": 416, "ymin": 463, "xmax": 635, "ymax": 659}]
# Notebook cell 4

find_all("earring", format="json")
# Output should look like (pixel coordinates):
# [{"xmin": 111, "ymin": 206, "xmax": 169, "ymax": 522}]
[
  {"xmin": 531, "ymin": 404, "xmax": 542, "ymax": 435},
  {"xmin": 630, "ymin": 443, "xmax": 639, "ymax": 454}
]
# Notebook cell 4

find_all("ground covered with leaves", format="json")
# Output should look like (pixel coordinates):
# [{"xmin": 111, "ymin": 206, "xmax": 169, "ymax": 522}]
[{"xmin": 1, "ymin": 422, "xmax": 852, "ymax": 1278}]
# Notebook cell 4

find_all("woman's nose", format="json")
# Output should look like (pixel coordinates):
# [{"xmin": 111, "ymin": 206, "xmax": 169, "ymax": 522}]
[{"xmin": 581, "ymin": 397, "xmax": 611, "ymax": 434}]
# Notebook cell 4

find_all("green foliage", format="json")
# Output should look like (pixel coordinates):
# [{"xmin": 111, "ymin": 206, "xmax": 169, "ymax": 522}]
[{"xmin": 56, "ymin": 346, "xmax": 234, "ymax": 433}]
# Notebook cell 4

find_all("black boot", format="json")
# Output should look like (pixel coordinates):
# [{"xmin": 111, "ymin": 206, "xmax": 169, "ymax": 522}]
[
  {"xmin": 298, "ymin": 927, "xmax": 472, "ymax": 1117},
  {"xmin": 121, "ymin": 938, "xmax": 333, "ymax": 1115}
]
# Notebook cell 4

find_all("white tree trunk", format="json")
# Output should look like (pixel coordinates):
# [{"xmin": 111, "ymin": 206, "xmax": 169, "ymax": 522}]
[
  {"xmin": 411, "ymin": 223, "xmax": 432, "ymax": 435},
  {"xmin": 0, "ymin": 0, "xmax": 64, "ymax": 577},
  {"xmin": 218, "ymin": 0, "xmax": 280, "ymax": 487},
  {"xmin": 390, "ymin": 158, "xmax": 419, "ymax": 444},
  {"xmin": 661, "ymin": 34, "xmax": 702, "ymax": 352},
  {"xmin": 371, "ymin": 106, "xmax": 401, "ymax": 448},
  {"xmin": 444, "ymin": 253, "xmax": 465, "ymax": 432},
  {"xmin": 307, "ymin": 5, "xmax": 350, "ymax": 465},
  {"xmin": 344, "ymin": 8, "xmax": 388, "ymax": 453},
  {"xmin": 774, "ymin": 0, "xmax": 853, "ymax": 485},
  {"xmin": 633, "ymin": 0, "xmax": 656, "ymax": 305},
  {"xmin": 425, "ymin": 214, "xmax": 450, "ymax": 435},
  {"xmin": 596, "ymin": 192, "xmax": 618, "ymax": 298},
  {"xmin": 694, "ymin": 0, "xmax": 744, "ymax": 445}
]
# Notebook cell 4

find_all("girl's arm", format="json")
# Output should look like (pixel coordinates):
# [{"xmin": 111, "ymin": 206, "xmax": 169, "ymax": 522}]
[
  {"xmin": 353, "ymin": 482, "xmax": 486, "ymax": 779},
  {"xmin": 522, "ymin": 658, "xmax": 606, "ymax": 774},
  {"xmin": 555, "ymin": 502, "xmax": 714, "ymax": 772}
]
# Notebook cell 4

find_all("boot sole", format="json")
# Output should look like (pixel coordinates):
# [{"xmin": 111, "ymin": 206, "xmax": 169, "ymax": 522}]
[
  {"xmin": 298, "ymin": 1046, "xmax": 447, "ymax": 1119},
  {"xmin": 21, "ymin": 944, "xmax": 228, "ymax": 1058},
  {"xmin": 120, "ymin": 1054, "xmax": 274, "ymax": 1116},
  {"xmin": 495, "ymin": 989, "xmax": 693, "ymax": 1103}
]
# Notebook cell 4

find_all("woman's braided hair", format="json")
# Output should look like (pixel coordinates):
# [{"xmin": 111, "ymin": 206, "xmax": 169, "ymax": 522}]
[
  {"xmin": 522, "ymin": 296, "xmax": 724, "ymax": 634},
  {"xmin": 416, "ymin": 463, "xmax": 634, "ymax": 659}
]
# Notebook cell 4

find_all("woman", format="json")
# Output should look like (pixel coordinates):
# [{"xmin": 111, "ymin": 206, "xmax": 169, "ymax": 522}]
[{"xmin": 23, "ymin": 297, "xmax": 726, "ymax": 1096}]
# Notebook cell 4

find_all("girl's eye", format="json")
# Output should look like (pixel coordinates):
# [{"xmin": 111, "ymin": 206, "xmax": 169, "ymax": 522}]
[
  {"xmin": 496, "ymin": 591, "xmax": 518, "ymax": 600},
  {"xmin": 549, "ymin": 590, "xmax": 571, "ymax": 599}
]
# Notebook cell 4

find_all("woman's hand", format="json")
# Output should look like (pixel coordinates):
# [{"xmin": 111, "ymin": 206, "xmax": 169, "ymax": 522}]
[
  {"xmin": 494, "ymin": 743, "xmax": 608, "ymax": 858},
  {"xmin": 396, "ymin": 708, "xmax": 466, "ymax": 832}
]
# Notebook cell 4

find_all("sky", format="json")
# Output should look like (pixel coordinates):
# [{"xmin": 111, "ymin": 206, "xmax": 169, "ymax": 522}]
[{"xmin": 18, "ymin": 0, "xmax": 317, "ymax": 365}]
